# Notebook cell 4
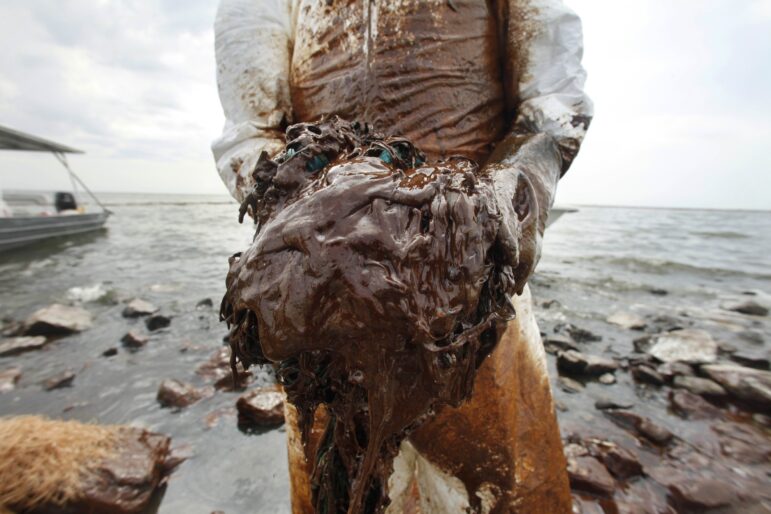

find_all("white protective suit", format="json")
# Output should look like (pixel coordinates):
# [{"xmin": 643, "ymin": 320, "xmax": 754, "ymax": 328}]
[
  {"xmin": 212, "ymin": 1, "xmax": 592, "ymax": 512},
  {"xmin": 213, "ymin": 0, "xmax": 592, "ymax": 203}
]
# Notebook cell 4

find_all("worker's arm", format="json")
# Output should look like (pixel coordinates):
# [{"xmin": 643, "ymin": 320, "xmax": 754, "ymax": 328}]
[
  {"xmin": 487, "ymin": 0, "xmax": 593, "ymax": 293},
  {"xmin": 212, "ymin": 0, "xmax": 294, "ymax": 202}
]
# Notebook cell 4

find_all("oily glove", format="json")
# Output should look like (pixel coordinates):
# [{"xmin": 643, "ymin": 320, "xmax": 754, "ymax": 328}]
[{"xmin": 484, "ymin": 131, "xmax": 562, "ymax": 295}]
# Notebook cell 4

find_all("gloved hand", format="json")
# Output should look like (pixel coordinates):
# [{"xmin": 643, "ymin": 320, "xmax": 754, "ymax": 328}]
[{"xmin": 484, "ymin": 132, "xmax": 563, "ymax": 295}]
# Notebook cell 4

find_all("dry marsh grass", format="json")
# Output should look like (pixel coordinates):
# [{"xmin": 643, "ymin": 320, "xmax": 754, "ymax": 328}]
[{"xmin": 0, "ymin": 415, "xmax": 119, "ymax": 510}]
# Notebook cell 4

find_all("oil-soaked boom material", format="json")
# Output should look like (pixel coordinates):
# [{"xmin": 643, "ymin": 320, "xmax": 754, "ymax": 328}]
[{"xmin": 222, "ymin": 118, "xmax": 518, "ymax": 513}]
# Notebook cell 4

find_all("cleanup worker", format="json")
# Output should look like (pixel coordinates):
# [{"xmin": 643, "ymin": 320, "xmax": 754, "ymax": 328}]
[{"xmin": 212, "ymin": 1, "xmax": 592, "ymax": 512}]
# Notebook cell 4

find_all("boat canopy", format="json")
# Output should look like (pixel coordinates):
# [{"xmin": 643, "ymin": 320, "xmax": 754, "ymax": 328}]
[
  {"xmin": 0, "ymin": 125, "xmax": 82, "ymax": 154},
  {"xmin": 0, "ymin": 124, "xmax": 110, "ymax": 215}
]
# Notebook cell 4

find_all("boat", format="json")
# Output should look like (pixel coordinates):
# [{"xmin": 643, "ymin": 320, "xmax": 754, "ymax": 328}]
[
  {"xmin": 0, "ymin": 125, "xmax": 110, "ymax": 253},
  {"xmin": 547, "ymin": 207, "xmax": 577, "ymax": 227}
]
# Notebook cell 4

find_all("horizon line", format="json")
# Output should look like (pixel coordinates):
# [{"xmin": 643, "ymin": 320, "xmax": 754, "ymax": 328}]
[{"xmin": 4, "ymin": 188, "xmax": 770, "ymax": 213}]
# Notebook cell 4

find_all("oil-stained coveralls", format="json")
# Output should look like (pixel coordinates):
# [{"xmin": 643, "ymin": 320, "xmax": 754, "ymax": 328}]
[{"xmin": 213, "ymin": 1, "xmax": 592, "ymax": 512}]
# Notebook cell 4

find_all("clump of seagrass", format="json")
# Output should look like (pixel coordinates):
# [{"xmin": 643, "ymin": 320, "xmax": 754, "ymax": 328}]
[
  {"xmin": 0, "ymin": 415, "xmax": 118, "ymax": 510},
  {"xmin": 221, "ymin": 116, "xmax": 517, "ymax": 514}
]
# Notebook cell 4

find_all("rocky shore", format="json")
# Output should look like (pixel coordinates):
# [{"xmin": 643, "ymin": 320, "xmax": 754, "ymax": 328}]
[
  {"xmin": 0, "ymin": 292, "xmax": 286, "ymax": 513},
  {"xmin": 531, "ymin": 274, "xmax": 770, "ymax": 513},
  {"xmin": 2, "ymin": 280, "xmax": 768, "ymax": 513}
]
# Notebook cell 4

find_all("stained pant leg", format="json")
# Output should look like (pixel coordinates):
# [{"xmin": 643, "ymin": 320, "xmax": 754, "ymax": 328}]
[
  {"xmin": 285, "ymin": 286, "xmax": 571, "ymax": 513},
  {"xmin": 403, "ymin": 286, "xmax": 571, "ymax": 513}
]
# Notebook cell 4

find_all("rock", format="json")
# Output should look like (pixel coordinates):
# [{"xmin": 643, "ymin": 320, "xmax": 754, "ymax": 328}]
[
  {"xmin": 0, "ymin": 418, "xmax": 175, "ymax": 514},
  {"xmin": 738, "ymin": 330, "xmax": 764, "ymax": 345},
  {"xmin": 0, "ymin": 336, "xmax": 48, "ymax": 357},
  {"xmin": 598, "ymin": 446, "xmax": 642, "ymax": 480},
  {"xmin": 43, "ymin": 370, "xmax": 76, "ymax": 390},
  {"xmin": 558, "ymin": 350, "xmax": 618, "ymax": 376},
  {"xmin": 632, "ymin": 335, "xmax": 654, "ymax": 353},
  {"xmin": 721, "ymin": 300, "xmax": 768, "ymax": 317},
  {"xmin": 567, "ymin": 456, "xmax": 616, "ymax": 497},
  {"xmin": 0, "ymin": 366, "xmax": 21, "ymax": 393},
  {"xmin": 122, "ymin": 298, "xmax": 158, "ymax": 318},
  {"xmin": 649, "ymin": 314, "xmax": 687, "ymax": 333},
  {"xmin": 667, "ymin": 477, "xmax": 736, "ymax": 511},
  {"xmin": 594, "ymin": 399, "xmax": 634, "ymax": 410},
  {"xmin": 23, "ymin": 304, "xmax": 92, "ymax": 336},
  {"xmin": 541, "ymin": 299, "xmax": 560, "ymax": 309},
  {"xmin": 701, "ymin": 364, "xmax": 771, "ymax": 410},
  {"xmin": 752, "ymin": 413, "xmax": 771, "ymax": 427},
  {"xmin": 669, "ymin": 390, "xmax": 722, "ymax": 420},
  {"xmin": 711, "ymin": 421, "xmax": 771, "ymax": 465},
  {"xmin": 0, "ymin": 319, "xmax": 23, "ymax": 337},
  {"xmin": 656, "ymin": 362, "xmax": 693, "ymax": 382},
  {"xmin": 196, "ymin": 347, "xmax": 232, "ymax": 383},
  {"xmin": 73, "ymin": 428, "xmax": 174, "ymax": 514},
  {"xmin": 598, "ymin": 371, "xmax": 617, "ymax": 385},
  {"xmin": 563, "ymin": 443, "xmax": 589, "ymax": 459},
  {"xmin": 196, "ymin": 298, "xmax": 214, "ymax": 309},
  {"xmin": 572, "ymin": 496, "xmax": 605, "ymax": 514},
  {"xmin": 121, "ymin": 331, "xmax": 149, "ymax": 349},
  {"xmin": 543, "ymin": 334, "xmax": 578, "ymax": 354},
  {"xmin": 156, "ymin": 379, "xmax": 211, "ymax": 409},
  {"xmin": 631, "ymin": 365, "xmax": 665, "ymax": 386},
  {"xmin": 558, "ymin": 376, "xmax": 584, "ymax": 394},
  {"xmin": 606, "ymin": 312, "xmax": 646, "ymax": 330},
  {"xmin": 555, "ymin": 323, "xmax": 602, "ymax": 343},
  {"xmin": 145, "ymin": 314, "xmax": 171, "ymax": 331},
  {"xmin": 730, "ymin": 350, "xmax": 770, "ymax": 370},
  {"xmin": 236, "ymin": 386, "xmax": 285, "ymax": 430},
  {"xmin": 672, "ymin": 375, "xmax": 727, "ymax": 399},
  {"xmin": 604, "ymin": 410, "xmax": 673, "ymax": 445},
  {"xmin": 649, "ymin": 288, "xmax": 668, "ymax": 296},
  {"xmin": 102, "ymin": 347, "xmax": 118, "ymax": 357},
  {"xmin": 718, "ymin": 341, "xmax": 738, "ymax": 354},
  {"xmin": 648, "ymin": 329, "xmax": 718, "ymax": 364},
  {"xmin": 584, "ymin": 439, "xmax": 643, "ymax": 479},
  {"xmin": 161, "ymin": 445, "xmax": 190, "ymax": 475},
  {"xmin": 214, "ymin": 370, "xmax": 252, "ymax": 391},
  {"xmin": 615, "ymin": 501, "xmax": 657, "ymax": 514}
]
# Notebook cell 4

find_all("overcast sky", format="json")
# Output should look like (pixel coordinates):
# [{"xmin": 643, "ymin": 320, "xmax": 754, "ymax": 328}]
[{"xmin": 0, "ymin": 0, "xmax": 769, "ymax": 209}]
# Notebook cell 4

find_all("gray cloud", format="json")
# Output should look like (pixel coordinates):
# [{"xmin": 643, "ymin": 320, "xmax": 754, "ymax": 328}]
[{"xmin": 0, "ymin": 0, "xmax": 222, "ymax": 166}]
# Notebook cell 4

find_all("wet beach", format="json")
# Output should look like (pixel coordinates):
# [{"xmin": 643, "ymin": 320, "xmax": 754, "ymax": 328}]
[
  {"xmin": 533, "ymin": 207, "xmax": 771, "ymax": 512},
  {"xmin": 0, "ymin": 195, "xmax": 769, "ymax": 513}
]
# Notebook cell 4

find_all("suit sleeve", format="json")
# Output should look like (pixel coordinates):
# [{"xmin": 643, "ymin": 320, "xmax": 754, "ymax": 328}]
[
  {"xmin": 211, "ymin": 0, "xmax": 294, "ymax": 202},
  {"xmin": 512, "ymin": 0, "xmax": 593, "ymax": 175},
  {"xmin": 486, "ymin": 0, "xmax": 592, "ymax": 292}
]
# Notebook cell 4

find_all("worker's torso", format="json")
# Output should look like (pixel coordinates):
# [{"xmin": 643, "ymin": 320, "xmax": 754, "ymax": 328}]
[{"xmin": 290, "ymin": 0, "xmax": 508, "ymax": 163}]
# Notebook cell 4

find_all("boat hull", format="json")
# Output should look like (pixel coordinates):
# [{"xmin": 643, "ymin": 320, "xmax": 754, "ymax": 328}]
[{"xmin": 0, "ymin": 212, "xmax": 109, "ymax": 253}]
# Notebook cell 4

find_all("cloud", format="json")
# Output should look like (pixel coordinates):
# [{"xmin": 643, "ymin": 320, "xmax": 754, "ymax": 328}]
[{"xmin": 0, "ymin": 0, "xmax": 224, "ymax": 172}]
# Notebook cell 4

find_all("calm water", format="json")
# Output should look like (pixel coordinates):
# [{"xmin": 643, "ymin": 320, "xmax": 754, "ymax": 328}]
[
  {"xmin": 533, "ymin": 205, "xmax": 770, "ymax": 353},
  {"xmin": 0, "ymin": 195, "xmax": 769, "ymax": 512}
]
